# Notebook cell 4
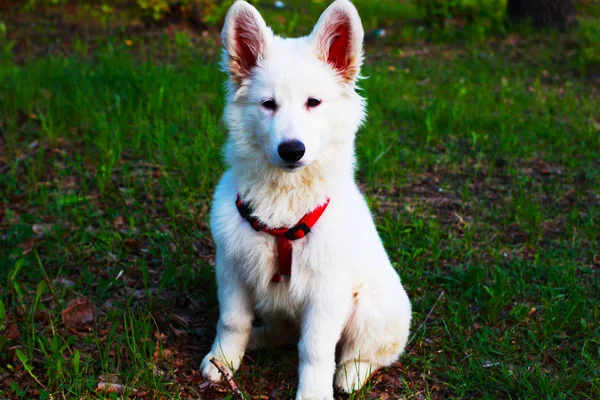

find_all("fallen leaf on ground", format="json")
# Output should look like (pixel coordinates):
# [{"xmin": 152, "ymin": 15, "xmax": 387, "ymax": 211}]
[
  {"xmin": 17, "ymin": 239, "xmax": 35, "ymax": 255},
  {"xmin": 528, "ymin": 307, "xmax": 537, "ymax": 316},
  {"xmin": 61, "ymin": 297, "xmax": 96, "ymax": 330},
  {"xmin": 113, "ymin": 215, "xmax": 126, "ymax": 227},
  {"xmin": 6, "ymin": 323, "xmax": 20, "ymax": 340},
  {"xmin": 124, "ymin": 239, "xmax": 140, "ymax": 249},
  {"xmin": 97, "ymin": 382, "xmax": 123, "ymax": 393},
  {"xmin": 96, "ymin": 381, "xmax": 139, "ymax": 396},
  {"xmin": 154, "ymin": 332, "xmax": 167, "ymax": 343}
]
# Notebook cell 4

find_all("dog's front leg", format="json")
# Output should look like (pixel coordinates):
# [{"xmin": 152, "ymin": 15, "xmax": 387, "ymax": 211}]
[
  {"xmin": 200, "ymin": 255, "xmax": 253, "ymax": 382},
  {"xmin": 296, "ymin": 292, "xmax": 350, "ymax": 400}
]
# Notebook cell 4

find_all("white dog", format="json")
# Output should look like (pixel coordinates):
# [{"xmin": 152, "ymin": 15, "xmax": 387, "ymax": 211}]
[{"xmin": 200, "ymin": 0, "xmax": 412, "ymax": 398}]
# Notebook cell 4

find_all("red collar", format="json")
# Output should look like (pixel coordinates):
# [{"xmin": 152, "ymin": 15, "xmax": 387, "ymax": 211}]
[{"xmin": 236, "ymin": 194, "xmax": 330, "ymax": 282}]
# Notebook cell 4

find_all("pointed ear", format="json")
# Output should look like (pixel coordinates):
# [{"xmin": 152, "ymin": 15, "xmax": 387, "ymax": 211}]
[
  {"xmin": 311, "ymin": 0, "xmax": 364, "ymax": 83},
  {"xmin": 221, "ymin": 1, "xmax": 272, "ymax": 83}
]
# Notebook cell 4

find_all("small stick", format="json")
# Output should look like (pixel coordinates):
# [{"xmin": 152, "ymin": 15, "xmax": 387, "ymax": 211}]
[
  {"xmin": 408, "ymin": 290, "xmax": 445, "ymax": 351},
  {"xmin": 417, "ymin": 291, "xmax": 445, "ymax": 332},
  {"xmin": 409, "ymin": 291, "xmax": 445, "ymax": 345},
  {"xmin": 209, "ymin": 357, "xmax": 245, "ymax": 400}
]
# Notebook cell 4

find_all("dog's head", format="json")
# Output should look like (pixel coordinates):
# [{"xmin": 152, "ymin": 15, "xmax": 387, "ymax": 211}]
[{"xmin": 221, "ymin": 0, "xmax": 365, "ymax": 173}]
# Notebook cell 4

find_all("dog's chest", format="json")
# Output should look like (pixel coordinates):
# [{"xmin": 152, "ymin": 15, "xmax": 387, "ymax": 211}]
[
  {"xmin": 230, "ymin": 228, "xmax": 314, "ymax": 315},
  {"xmin": 210, "ymin": 171, "xmax": 334, "ymax": 315}
]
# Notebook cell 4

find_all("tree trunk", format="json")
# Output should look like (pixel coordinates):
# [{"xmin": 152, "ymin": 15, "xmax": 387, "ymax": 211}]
[{"xmin": 508, "ymin": 0, "xmax": 578, "ymax": 31}]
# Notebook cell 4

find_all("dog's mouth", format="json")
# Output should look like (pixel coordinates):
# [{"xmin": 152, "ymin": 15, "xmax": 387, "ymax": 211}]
[{"xmin": 281, "ymin": 162, "xmax": 303, "ymax": 172}]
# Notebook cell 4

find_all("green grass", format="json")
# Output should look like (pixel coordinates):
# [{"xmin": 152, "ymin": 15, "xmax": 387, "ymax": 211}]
[{"xmin": 1, "ymin": 1, "xmax": 599, "ymax": 399}]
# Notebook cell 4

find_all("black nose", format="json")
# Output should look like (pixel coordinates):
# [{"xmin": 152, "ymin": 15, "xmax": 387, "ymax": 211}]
[{"xmin": 278, "ymin": 140, "xmax": 305, "ymax": 163}]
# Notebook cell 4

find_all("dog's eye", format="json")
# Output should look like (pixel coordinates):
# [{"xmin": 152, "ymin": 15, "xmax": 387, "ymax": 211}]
[
  {"xmin": 262, "ymin": 99, "xmax": 277, "ymax": 111},
  {"xmin": 306, "ymin": 97, "xmax": 321, "ymax": 108}
]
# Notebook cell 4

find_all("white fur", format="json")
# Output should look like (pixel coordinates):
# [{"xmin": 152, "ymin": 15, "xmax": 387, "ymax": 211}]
[{"xmin": 200, "ymin": 1, "xmax": 412, "ymax": 398}]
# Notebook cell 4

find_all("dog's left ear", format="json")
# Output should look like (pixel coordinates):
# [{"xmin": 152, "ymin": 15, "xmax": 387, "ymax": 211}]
[
  {"xmin": 311, "ymin": 0, "xmax": 364, "ymax": 83},
  {"xmin": 222, "ymin": 1, "xmax": 272, "ymax": 83}
]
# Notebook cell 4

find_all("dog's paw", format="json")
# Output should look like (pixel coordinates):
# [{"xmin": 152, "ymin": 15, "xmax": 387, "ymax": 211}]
[
  {"xmin": 199, "ymin": 354, "xmax": 227, "ymax": 382},
  {"xmin": 334, "ymin": 361, "xmax": 374, "ymax": 394},
  {"xmin": 295, "ymin": 391, "xmax": 334, "ymax": 400}
]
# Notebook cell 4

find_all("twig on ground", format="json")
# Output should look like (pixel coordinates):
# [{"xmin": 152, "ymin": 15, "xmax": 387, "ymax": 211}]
[
  {"xmin": 209, "ymin": 357, "xmax": 245, "ymax": 400},
  {"xmin": 408, "ymin": 291, "xmax": 445, "ymax": 344},
  {"xmin": 417, "ymin": 291, "xmax": 445, "ymax": 332}
]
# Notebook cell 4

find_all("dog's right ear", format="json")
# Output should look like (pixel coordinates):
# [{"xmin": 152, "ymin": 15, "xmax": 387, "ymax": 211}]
[
  {"xmin": 221, "ymin": 1, "xmax": 272, "ymax": 83},
  {"xmin": 311, "ymin": 0, "xmax": 364, "ymax": 83}
]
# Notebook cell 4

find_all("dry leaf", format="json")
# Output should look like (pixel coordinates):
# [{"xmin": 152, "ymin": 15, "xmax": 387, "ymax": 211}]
[
  {"xmin": 124, "ymin": 239, "xmax": 140, "ymax": 249},
  {"xmin": 17, "ymin": 239, "xmax": 35, "ymax": 255},
  {"xmin": 61, "ymin": 297, "xmax": 96, "ymax": 331},
  {"xmin": 6, "ymin": 323, "xmax": 20, "ymax": 340},
  {"xmin": 96, "ymin": 380, "xmax": 138, "ymax": 395},
  {"xmin": 154, "ymin": 331, "xmax": 167, "ymax": 343},
  {"xmin": 528, "ymin": 307, "xmax": 537, "ymax": 316},
  {"xmin": 113, "ymin": 215, "xmax": 126, "ymax": 227},
  {"xmin": 97, "ymin": 382, "xmax": 123, "ymax": 393}
]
